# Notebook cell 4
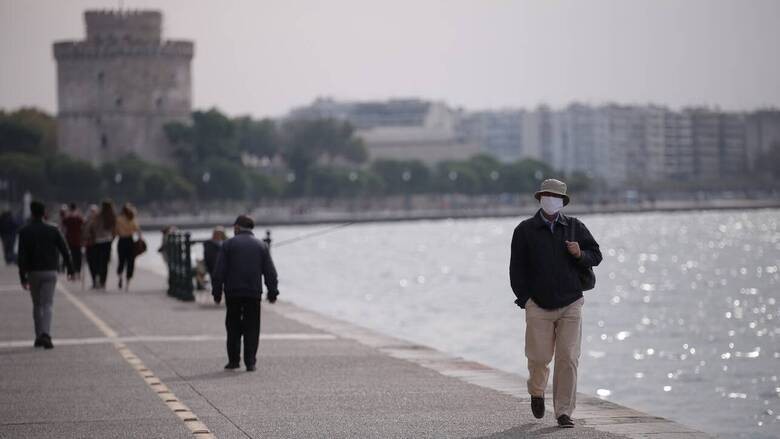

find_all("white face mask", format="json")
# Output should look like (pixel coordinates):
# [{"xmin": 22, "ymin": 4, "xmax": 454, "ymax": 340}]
[{"xmin": 540, "ymin": 196, "xmax": 564, "ymax": 215}]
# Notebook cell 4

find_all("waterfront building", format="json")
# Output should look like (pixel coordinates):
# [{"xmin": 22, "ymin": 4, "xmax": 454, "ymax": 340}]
[
  {"xmin": 289, "ymin": 98, "xmax": 479, "ymax": 165},
  {"xmin": 663, "ymin": 110, "xmax": 695, "ymax": 181},
  {"xmin": 458, "ymin": 110, "xmax": 527, "ymax": 163},
  {"xmin": 745, "ymin": 110, "xmax": 780, "ymax": 172},
  {"xmin": 53, "ymin": 10, "xmax": 193, "ymax": 166}
]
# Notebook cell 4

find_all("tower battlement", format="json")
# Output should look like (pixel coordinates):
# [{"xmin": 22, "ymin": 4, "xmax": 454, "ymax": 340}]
[
  {"xmin": 53, "ymin": 40, "xmax": 194, "ymax": 60},
  {"xmin": 85, "ymin": 10, "xmax": 162, "ymax": 43}
]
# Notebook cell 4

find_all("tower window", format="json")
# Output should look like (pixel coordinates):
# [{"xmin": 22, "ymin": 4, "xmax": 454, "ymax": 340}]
[
  {"xmin": 101, "ymin": 134, "xmax": 108, "ymax": 149},
  {"xmin": 97, "ymin": 71, "xmax": 104, "ymax": 82},
  {"xmin": 115, "ymin": 97, "xmax": 123, "ymax": 107}
]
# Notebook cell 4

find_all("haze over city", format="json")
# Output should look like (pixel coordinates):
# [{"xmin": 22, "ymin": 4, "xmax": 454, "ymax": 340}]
[{"xmin": 2, "ymin": 0, "xmax": 780, "ymax": 118}]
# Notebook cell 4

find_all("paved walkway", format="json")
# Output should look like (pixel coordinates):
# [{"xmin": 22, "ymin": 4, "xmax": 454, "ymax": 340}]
[{"xmin": 0, "ymin": 265, "xmax": 711, "ymax": 438}]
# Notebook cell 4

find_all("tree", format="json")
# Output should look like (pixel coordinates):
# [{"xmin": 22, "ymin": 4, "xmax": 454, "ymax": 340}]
[
  {"xmin": 45, "ymin": 154, "xmax": 102, "ymax": 202},
  {"xmin": 501, "ymin": 159, "xmax": 554, "ymax": 194},
  {"xmin": 280, "ymin": 118, "xmax": 367, "ymax": 195},
  {"xmin": 0, "ymin": 153, "xmax": 47, "ymax": 196},
  {"xmin": 371, "ymin": 159, "xmax": 430, "ymax": 194},
  {"xmin": 0, "ymin": 108, "xmax": 57, "ymax": 155},
  {"xmin": 234, "ymin": 117, "xmax": 278, "ymax": 159}
]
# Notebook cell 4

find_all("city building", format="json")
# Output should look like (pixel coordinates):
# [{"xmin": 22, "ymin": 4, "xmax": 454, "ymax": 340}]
[
  {"xmin": 745, "ymin": 110, "xmax": 780, "ymax": 172},
  {"xmin": 53, "ymin": 10, "xmax": 193, "ymax": 166},
  {"xmin": 458, "ymin": 110, "xmax": 526, "ymax": 163},
  {"xmin": 289, "ymin": 98, "xmax": 479, "ymax": 165}
]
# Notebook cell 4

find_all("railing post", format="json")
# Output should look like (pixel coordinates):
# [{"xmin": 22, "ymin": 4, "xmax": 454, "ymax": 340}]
[{"xmin": 182, "ymin": 232, "xmax": 195, "ymax": 301}]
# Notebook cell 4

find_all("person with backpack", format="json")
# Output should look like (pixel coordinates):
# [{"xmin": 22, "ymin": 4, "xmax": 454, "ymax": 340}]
[{"xmin": 509, "ymin": 178, "xmax": 602, "ymax": 428}]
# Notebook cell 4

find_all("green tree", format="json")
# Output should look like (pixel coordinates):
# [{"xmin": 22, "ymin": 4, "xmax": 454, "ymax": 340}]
[
  {"xmin": 281, "ymin": 118, "xmax": 367, "ymax": 195},
  {"xmin": 235, "ymin": 117, "xmax": 278, "ymax": 159},
  {"xmin": 0, "ymin": 108, "xmax": 57, "ymax": 155},
  {"xmin": 46, "ymin": 154, "xmax": 102, "ymax": 202},
  {"xmin": 501, "ymin": 159, "xmax": 554, "ymax": 193},
  {"xmin": 197, "ymin": 158, "xmax": 247, "ymax": 200},
  {"xmin": 371, "ymin": 159, "xmax": 430, "ymax": 194},
  {"xmin": 0, "ymin": 153, "xmax": 47, "ymax": 195}
]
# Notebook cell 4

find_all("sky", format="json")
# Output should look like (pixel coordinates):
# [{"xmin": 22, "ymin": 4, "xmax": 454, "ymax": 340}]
[{"xmin": 1, "ymin": 0, "xmax": 779, "ymax": 118}]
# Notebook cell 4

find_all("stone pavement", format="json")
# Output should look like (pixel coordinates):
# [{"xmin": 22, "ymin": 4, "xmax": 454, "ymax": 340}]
[{"xmin": 0, "ymin": 265, "xmax": 712, "ymax": 438}]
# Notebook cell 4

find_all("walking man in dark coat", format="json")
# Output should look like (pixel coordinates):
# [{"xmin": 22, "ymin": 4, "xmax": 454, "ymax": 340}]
[
  {"xmin": 212, "ymin": 214, "xmax": 279, "ymax": 372},
  {"xmin": 18, "ymin": 201, "xmax": 75, "ymax": 349},
  {"xmin": 510, "ymin": 179, "xmax": 602, "ymax": 428}
]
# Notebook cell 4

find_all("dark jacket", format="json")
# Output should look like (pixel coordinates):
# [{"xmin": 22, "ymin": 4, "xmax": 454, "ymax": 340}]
[
  {"xmin": 18, "ymin": 218, "xmax": 74, "ymax": 283},
  {"xmin": 212, "ymin": 230, "xmax": 278, "ymax": 300},
  {"xmin": 203, "ymin": 239, "xmax": 222, "ymax": 278},
  {"xmin": 510, "ymin": 210, "xmax": 602, "ymax": 310}
]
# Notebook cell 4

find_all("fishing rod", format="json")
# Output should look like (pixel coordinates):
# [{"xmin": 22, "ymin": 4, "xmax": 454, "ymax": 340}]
[{"xmin": 270, "ymin": 221, "xmax": 357, "ymax": 248}]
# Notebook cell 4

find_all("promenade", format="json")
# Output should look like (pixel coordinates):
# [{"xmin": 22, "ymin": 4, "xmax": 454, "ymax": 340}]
[{"xmin": 0, "ymin": 265, "xmax": 711, "ymax": 438}]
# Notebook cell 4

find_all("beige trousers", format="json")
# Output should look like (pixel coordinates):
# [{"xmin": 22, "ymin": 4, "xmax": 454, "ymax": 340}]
[{"xmin": 525, "ymin": 297, "xmax": 583, "ymax": 418}]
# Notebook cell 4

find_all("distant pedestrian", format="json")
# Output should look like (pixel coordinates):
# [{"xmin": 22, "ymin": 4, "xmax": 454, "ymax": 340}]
[
  {"xmin": 212, "ymin": 215, "xmax": 279, "ymax": 372},
  {"xmin": 509, "ymin": 179, "xmax": 602, "ymax": 428},
  {"xmin": 17, "ymin": 201, "xmax": 75, "ymax": 349},
  {"xmin": 83, "ymin": 204, "xmax": 99, "ymax": 288},
  {"xmin": 62, "ymin": 203, "xmax": 85, "ymax": 278},
  {"xmin": 203, "ymin": 226, "xmax": 227, "ymax": 281},
  {"xmin": 86, "ymin": 200, "xmax": 116, "ymax": 290},
  {"xmin": 115, "ymin": 203, "xmax": 141, "ymax": 291},
  {"xmin": 158, "ymin": 225, "xmax": 177, "ymax": 264},
  {"xmin": 0, "ymin": 210, "xmax": 20, "ymax": 265}
]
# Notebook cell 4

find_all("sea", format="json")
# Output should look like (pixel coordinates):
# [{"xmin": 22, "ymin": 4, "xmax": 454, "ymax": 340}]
[{"xmin": 138, "ymin": 208, "xmax": 780, "ymax": 439}]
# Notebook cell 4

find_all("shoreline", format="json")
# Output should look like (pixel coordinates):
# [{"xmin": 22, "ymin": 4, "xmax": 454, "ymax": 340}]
[{"xmin": 139, "ymin": 198, "xmax": 780, "ymax": 231}]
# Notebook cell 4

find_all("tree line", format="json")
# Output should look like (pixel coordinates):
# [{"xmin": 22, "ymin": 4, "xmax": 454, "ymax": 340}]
[{"xmin": 0, "ymin": 107, "xmax": 588, "ymax": 205}]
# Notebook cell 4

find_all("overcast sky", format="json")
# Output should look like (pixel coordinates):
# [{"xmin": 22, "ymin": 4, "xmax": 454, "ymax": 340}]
[{"xmin": 1, "ymin": 0, "xmax": 779, "ymax": 118}]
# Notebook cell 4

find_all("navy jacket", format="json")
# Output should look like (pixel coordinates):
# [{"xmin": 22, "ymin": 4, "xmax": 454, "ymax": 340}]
[
  {"xmin": 510, "ymin": 210, "xmax": 602, "ymax": 310},
  {"xmin": 211, "ymin": 230, "xmax": 278, "ymax": 300},
  {"xmin": 18, "ymin": 219, "xmax": 74, "ymax": 283}
]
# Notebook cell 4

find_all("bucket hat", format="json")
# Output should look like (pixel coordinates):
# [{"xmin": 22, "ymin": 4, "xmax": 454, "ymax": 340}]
[{"xmin": 534, "ymin": 178, "xmax": 570, "ymax": 206}]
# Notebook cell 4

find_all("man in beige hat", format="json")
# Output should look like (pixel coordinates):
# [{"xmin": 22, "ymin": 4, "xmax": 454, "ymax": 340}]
[{"xmin": 509, "ymin": 178, "xmax": 602, "ymax": 427}]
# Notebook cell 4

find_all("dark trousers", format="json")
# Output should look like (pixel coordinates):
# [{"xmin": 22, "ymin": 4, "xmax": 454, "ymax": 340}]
[
  {"xmin": 116, "ymin": 237, "xmax": 135, "ymax": 279},
  {"xmin": 1, "ymin": 233, "xmax": 16, "ymax": 264},
  {"xmin": 225, "ymin": 297, "xmax": 261, "ymax": 367},
  {"xmin": 93, "ymin": 241, "xmax": 112, "ymax": 287},
  {"xmin": 68, "ymin": 244, "xmax": 82, "ymax": 273},
  {"xmin": 85, "ymin": 245, "xmax": 98, "ymax": 286}
]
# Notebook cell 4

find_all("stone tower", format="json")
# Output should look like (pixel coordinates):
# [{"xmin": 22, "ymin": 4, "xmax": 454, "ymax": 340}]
[{"xmin": 53, "ymin": 10, "xmax": 193, "ymax": 165}]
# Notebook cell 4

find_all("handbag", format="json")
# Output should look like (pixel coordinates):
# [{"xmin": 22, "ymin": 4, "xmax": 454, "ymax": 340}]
[
  {"xmin": 569, "ymin": 218, "xmax": 596, "ymax": 291},
  {"xmin": 133, "ymin": 237, "xmax": 148, "ymax": 257}
]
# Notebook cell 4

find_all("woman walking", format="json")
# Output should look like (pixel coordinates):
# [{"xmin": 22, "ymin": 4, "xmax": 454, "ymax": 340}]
[
  {"xmin": 115, "ymin": 203, "xmax": 141, "ymax": 291},
  {"xmin": 82, "ymin": 205, "xmax": 99, "ymax": 288},
  {"xmin": 87, "ymin": 200, "xmax": 116, "ymax": 290}
]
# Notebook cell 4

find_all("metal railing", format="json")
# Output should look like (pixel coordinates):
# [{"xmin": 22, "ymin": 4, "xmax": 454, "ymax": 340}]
[{"xmin": 164, "ymin": 231, "xmax": 195, "ymax": 301}]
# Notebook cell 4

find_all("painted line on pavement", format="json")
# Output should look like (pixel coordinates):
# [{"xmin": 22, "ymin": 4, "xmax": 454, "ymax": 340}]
[
  {"xmin": 57, "ymin": 283, "xmax": 215, "ymax": 439},
  {"xmin": 0, "ymin": 332, "xmax": 337, "ymax": 349}
]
